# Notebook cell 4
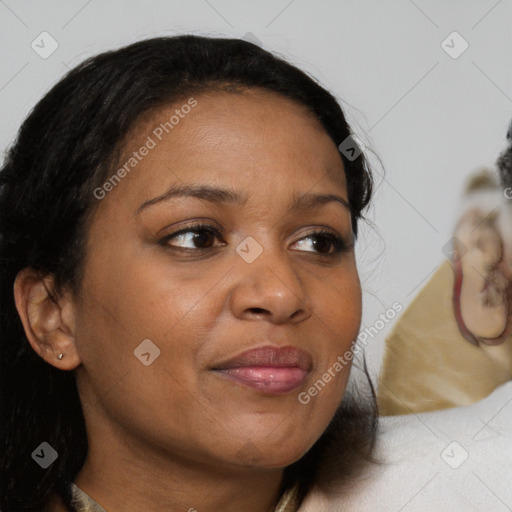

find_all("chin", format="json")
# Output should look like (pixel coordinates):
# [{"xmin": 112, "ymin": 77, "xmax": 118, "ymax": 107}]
[{"xmin": 231, "ymin": 432, "xmax": 317, "ymax": 469}]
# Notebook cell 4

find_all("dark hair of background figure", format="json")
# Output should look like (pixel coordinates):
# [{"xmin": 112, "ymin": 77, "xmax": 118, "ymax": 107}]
[
  {"xmin": 0, "ymin": 35, "xmax": 377, "ymax": 511},
  {"xmin": 497, "ymin": 119, "xmax": 512, "ymax": 189}
]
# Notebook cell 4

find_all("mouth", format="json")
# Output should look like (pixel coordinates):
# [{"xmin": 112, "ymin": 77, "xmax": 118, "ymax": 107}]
[{"xmin": 211, "ymin": 345, "xmax": 313, "ymax": 395}]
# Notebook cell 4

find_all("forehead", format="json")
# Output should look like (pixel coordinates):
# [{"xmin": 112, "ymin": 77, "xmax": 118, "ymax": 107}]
[{"xmin": 99, "ymin": 88, "xmax": 347, "ymax": 213}]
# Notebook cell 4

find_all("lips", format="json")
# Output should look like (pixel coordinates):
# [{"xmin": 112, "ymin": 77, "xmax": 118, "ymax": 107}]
[{"xmin": 212, "ymin": 345, "xmax": 312, "ymax": 395}]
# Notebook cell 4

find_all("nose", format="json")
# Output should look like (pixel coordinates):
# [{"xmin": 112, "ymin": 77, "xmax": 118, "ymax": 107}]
[{"xmin": 229, "ymin": 245, "xmax": 313, "ymax": 325}]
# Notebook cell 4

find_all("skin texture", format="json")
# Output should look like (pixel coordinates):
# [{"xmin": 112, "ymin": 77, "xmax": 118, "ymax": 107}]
[{"xmin": 15, "ymin": 89, "xmax": 362, "ymax": 512}]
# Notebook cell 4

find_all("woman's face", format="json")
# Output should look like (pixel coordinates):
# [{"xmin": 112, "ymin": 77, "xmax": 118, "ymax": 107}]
[{"xmin": 73, "ymin": 89, "xmax": 362, "ymax": 472}]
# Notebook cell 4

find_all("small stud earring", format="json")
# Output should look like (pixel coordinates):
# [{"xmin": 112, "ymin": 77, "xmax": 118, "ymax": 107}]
[{"xmin": 57, "ymin": 353, "xmax": 64, "ymax": 360}]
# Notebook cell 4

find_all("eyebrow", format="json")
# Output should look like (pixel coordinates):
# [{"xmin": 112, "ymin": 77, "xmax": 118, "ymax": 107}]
[{"xmin": 135, "ymin": 183, "xmax": 350, "ymax": 216}]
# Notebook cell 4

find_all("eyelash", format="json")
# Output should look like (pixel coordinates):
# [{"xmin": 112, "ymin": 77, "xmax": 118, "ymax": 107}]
[{"xmin": 159, "ymin": 222, "xmax": 349, "ymax": 256}]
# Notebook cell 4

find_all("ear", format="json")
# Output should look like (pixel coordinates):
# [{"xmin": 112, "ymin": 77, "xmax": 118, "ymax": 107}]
[{"xmin": 13, "ymin": 268, "xmax": 81, "ymax": 370}]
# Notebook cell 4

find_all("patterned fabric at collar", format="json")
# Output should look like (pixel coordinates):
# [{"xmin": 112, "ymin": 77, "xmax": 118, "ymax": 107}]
[
  {"xmin": 69, "ymin": 483, "xmax": 107, "ymax": 512},
  {"xmin": 275, "ymin": 484, "xmax": 300, "ymax": 512},
  {"xmin": 69, "ymin": 482, "xmax": 300, "ymax": 512}
]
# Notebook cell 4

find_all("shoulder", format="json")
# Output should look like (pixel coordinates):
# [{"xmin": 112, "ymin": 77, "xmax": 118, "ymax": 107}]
[{"xmin": 298, "ymin": 382, "xmax": 512, "ymax": 511}]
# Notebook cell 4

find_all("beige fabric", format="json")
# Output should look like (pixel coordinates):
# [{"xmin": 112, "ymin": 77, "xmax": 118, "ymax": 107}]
[
  {"xmin": 69, "ymin": 481, "xmax": 300, "ymax": 512},
  {"xmin": 69, "ymin": 483, "xmax": 107, "ymax": 512},
  {"xmin": 378, "ymin": 259, "xmax": 512, "ymax": 415},
  {"xmin": 275, "ymin": 484, "xmax": 300, "ymax": 512}
]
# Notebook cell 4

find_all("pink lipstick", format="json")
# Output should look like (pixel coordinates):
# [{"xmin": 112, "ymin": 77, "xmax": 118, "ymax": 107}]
[{"xmin": 212, "ymin": 345, "xmax": 312, "ymax": 395}]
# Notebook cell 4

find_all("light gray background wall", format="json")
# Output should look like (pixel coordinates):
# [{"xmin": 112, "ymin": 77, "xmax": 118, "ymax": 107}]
[{"xmin": 1, "ymin": 0, "xmax": 511, "ymax": 380}]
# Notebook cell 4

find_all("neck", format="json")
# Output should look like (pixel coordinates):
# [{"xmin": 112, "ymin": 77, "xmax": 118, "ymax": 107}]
[{"xmin": 73, "ymin": 427, "xmax": 286, "ymax": 512}]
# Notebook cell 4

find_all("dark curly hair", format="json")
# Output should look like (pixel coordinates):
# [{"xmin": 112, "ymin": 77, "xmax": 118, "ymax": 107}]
[
  {"xmin": 0, "ymin": 35, "xmax": 376, "ymax": 511},
  {"xmin": 497, "ymin": 119, "xmax": 512, "ymax": 188}
]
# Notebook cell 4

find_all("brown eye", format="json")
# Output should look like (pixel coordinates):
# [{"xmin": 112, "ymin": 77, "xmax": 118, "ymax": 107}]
[
  {"xmin": 311, "ymin": 235, "xmax": 332, "ymax": 253},
  {"xmin": 162, "ymin": 225, "xmax": 224, "ymax": 250},
  {"xmin": 292, "ymin": 231, "xmax": 347, "ymax": 255}
]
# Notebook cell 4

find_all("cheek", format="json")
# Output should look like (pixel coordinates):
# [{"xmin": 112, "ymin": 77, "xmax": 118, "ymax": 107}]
[
  {"xmin": 78, "ymin": 238, "xmax": 219, "ymax": 341},
  {"xmin": 74, "ymin": 244, "xmax": 227, "ymax": 403},
  {"xmin": 73, "ymin": 261, "xmax": 223, "ymax": 451},
  {"xmin": 305, "ymin": 270, "xmax": 362, "ymax": 396},
  {"xmin": 313, "ymin": 269, "xmax": 362, "ymax": 344}
]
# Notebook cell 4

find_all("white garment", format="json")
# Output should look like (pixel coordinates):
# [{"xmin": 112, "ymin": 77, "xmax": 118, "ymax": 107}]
[{"xmin": 299, "ymin": 381, "xmax": 512, "ymax": 511}]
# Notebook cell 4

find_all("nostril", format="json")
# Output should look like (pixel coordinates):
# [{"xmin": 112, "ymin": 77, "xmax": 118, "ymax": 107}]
[{"xmin": 250, "ymin": 308, "xmax": 267, "ymax": 315}]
